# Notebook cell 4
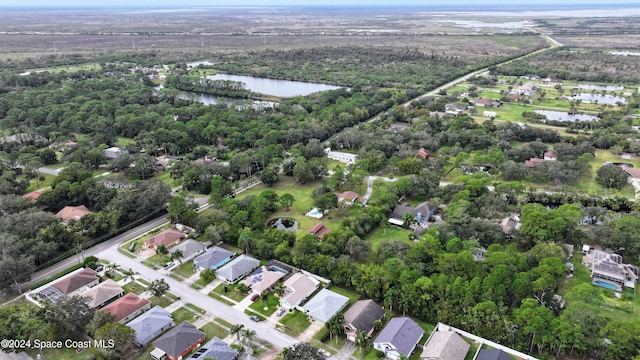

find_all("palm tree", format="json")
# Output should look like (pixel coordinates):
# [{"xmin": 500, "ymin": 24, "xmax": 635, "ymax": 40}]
[
  {"xmin": 238, "ymin": 228, "xmax": 254, "ymax": 255},
  {"xmin": 170, "ymin": 249, "xmax": 184, "ymax": 264},
  {"xmin": 106, "ymin": 262, "xmax": 119, "ymax": 278},
  {"xmin": 260, "ymin": 291, "xmax": 270, "ymax": 309},
  {"xmin": 326, "ymin": 313, "xmax": 344, "ymax": 344},
  {"xmin": 230, "ymin": 324, "xmax": 245, "ymax": 342},
  {"xmin": 156, "ymin": 244, "xmax": 168, "ymax": 260},
  {"xmin": 242, "ymin": 328, "xmax": 256, "ymax": 346},
  {"xmin": 384, "ymin": 288, "xmax": 398, "ymax": 312},
  {"xmin": 274, "ymin": 282, "xmax": 285, "ymax": 298},
  {"xmin": 355, "ymin": 330, "xmax": 368, "ymax": 352},
  {"xmin": 123, "ymin": 268, "xmax": 139, "ymax": 284}
]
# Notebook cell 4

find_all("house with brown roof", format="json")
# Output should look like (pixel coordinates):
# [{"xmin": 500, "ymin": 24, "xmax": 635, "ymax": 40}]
[
  {"xmin": 22, "ymin": 190, "xmax": 42, "ymax": 202},
  {"xmin": 337, "ymin": 191, "xmax": 359, "ymax": 204},
  {"xmin": 145, "ymin": 228, "xmax": 185, "ymax": 249},
  {"xmin": 524, "ymin": 157, "xmax": 544, "ymax": 168},
  {"xmin": 308, "ymin": 222, "xmax": 332, "ymax": 239},
  {"xmin": 473, "ymin": 98, "xmax": 501, "ymax": 108},
  {"xmin": 420, "ymin": 330, "xmax": 470, "ymax": 360},
  {"xmin": 622, "ymin": 166, "xmax": 640, "ymax": 179},
  {"xmin": 344, "ymin": 299, "xmax": 385, "ymax": 342},
  {"xmin": 56, "ymin": 205, "xmax": 92, "ymax": 224},
  {"xmin": 418, "ymin": 148, "xmax": 431, "ymax": 160},
  {"xmin": 80, "ymin": 279, "xmax": 124, "ymax": 308},
  {"xmin": 101, "ymin": 293, "xmax": 151, "ymax": 323},
  {"xmin": 280, "ymin": 272, "xmax": 320, "ymax": 310},
  {"xmin": 52, "ymin": 267, "xmax": 99, "ymax": 297}
]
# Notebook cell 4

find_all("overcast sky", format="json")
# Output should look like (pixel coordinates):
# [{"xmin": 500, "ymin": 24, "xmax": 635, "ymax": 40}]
[{"xmin": 2, "ymin": 0, "xmax": 640, "ymax": 7}]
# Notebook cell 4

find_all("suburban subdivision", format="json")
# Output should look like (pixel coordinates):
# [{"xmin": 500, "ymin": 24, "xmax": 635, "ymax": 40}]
[{"xmin": 1, "ymin": 2, "xmax": 640, "ymax": 360}]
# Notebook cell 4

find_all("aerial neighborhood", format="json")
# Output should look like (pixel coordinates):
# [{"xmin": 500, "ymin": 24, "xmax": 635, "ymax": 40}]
[{"xmin": 2, "ymin": 3, "xmax": 640, "ymax": 360}]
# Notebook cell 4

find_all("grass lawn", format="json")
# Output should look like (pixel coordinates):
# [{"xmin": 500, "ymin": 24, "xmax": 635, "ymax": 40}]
[
  {"xmin": 327, "ymin": 285, "xmax": 360, "ymax": 306},
  {"xmin": 149, "ymin": 295, "xmax": 175, "ymax": 308},
  {"xmin": 571, "ymin": 149, "xmax": 639, "ymax": 198},
  {"xmin": 208, "ymin": 291, "xmax": 236, "ymax": 306},
  {"xmin": 211, "ymin": 283, "xmax": 248, "ymax": 302},
  {"xmin": 172, "ymin": 261, "xmax": 197, "ymax": 279},
  {"xmin": 186, "ymin": 303, "xmax": 206, "ymax": 315},
  {"xmin": 24, "ymin": 172, "xmax": 56, "ymax": 192},
  {"xmin": 200, "ymin": 321, "xmax": 228, "ymax": 340},
  {"xmin": 214, "ymin": 317, "xmax": 233, "ymax": 329},
  {"xmin": 116, "ymin": 137, "xmax": 135, "ymax": 147},
  {"xmin": 248, "ymin": 293, "xmax": 280, "ymax": 316},
  {"xmin": 118, "ymin": 247, "xmax": 137, "ymax": 259},
  {"xmin": 26, "ymin": 346, "xmax": 94, "ymax": 360},
  {"xmin": 144, "ymin": 254, "xmax": 173, "ymax": 268},
  {"xmin": 352, "ymin": 347, "xmax": 380, "ymax": 360},
  {"xmin": 157, "ymin": 171, "xmax": 182, "ymax": 187},
  {"xmin": 280, "ymin": 310, "xmax": 311, "ymax": 334},
  {"xmin": 172, "ymin": 306, "xmax": 201, "ymax": 324},
  {"xmin": 364, "ymin": 225, "xmax": 414, "ymax": 253}
]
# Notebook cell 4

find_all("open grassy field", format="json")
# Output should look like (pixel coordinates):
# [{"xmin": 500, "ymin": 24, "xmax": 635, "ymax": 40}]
[
  {"xmin": 364, "ymin": 225, "xmax": 414, "ymax": 254},
  {"xmin": 171, "ymin": 306, "xmax": 201, "ymax": 324},
  {"xmin": 24, "ymin": 173, "xmax": 56, "ymax": 192},
  {"xmin": 200, "ymin": 321, "xmax": 228, "ymax": 340},
  {"xmin": 280, "ymin": 310, "xmax": 311, "ymax": 334}
]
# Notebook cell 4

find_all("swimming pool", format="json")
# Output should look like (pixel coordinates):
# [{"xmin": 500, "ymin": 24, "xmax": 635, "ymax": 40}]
[
  {"xmin": 306, "ymin": 208, "xmax": 323, "ymax": 219},
  {"xmin": 593, "ymin": 280, "xmax": 622, "ymax": 291}
]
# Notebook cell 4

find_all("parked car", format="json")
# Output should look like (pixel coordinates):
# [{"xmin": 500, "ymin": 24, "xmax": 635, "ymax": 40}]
[
  {"xmin": 276, "ymin": 308, "xmax": 286, "ymax": 316},
  {"xmin": 250, "ymin": 294, "xmax": 259, "ymax": 302},
  {"xmin": 249, "ymin": 315, "xmax": 261, "ymax": 322}
]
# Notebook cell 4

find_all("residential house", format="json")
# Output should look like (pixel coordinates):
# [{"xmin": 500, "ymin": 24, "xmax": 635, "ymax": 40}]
[
  {"xmin": 337, "ymin": 191, "xmax": 359, "ymax": 204},
  {"xmin": 194, "ymin": 156, "xmax": 216, "ymax": 166},
  {"xmin": 308, "ymin": 223, "xmax": 332, "ymax": 239},
  {"xmin": 169, "ymin": 239, "xmax": 207, "ymax": 263},
  {"xmin": 128, "ymin": 306, "xmax": 173, "ymax": 346},
  {"xmin": 388, "ymin": 202, "xmax": 436, "ymax": 226},
  {"xmin": 79, "ymin": 279, "xmax": 124, "ymax": 308},
  {"xmin": 373, "ymin": 317, "xmax": 424, "ymax": 360},
  {"xmin": 280, "ymin": 272, "xmax": 321, "ymax": 309},
  {"xmin": 445, "ymin": 103, "xmax": 468, "ymax": 115},
  {"xmin": 326, "ymin": 150, "xmax": 358, "ymax": 164},
  {"xmin": 216, "ymin": 254, "xmax": 260, "ymax": 284},
  {"xmin": 144, "ymin": 229, "xmax": 185, "ymax": 249},
  {"xmin": 104, "ymin": 146, "xmax": 127, "ymax": 159},
  {"xmin": 483, "ymin": 111, "xmax": 497, "ymax": 118},
  {"xmin": 510, "ymin": 82, "xmax": 537, "ymax": 96},
  {"xmin": 476, "ymin": 349, "xmax": 513, "ymax": 360},
  {"xmin": 499, "ymin": 214, "xmax": 520, "ymax": 235},
  {"xmin": 524, "ymin": 157, "xmax": 544, "ymax": 168},
  {"xmin": 389, "ymin": 123, "xmax": 411, "ymax": 132},
  {"xmin": 21, "ymin": 190, "xmax": 42, "ymax": 202},
  {"xmin": 187, "ymin": 337, "xmax": 238, "ymax": 360},
  {"xmin": 100, "ymin": 293, "xmax": 151, "ymax": 323},
  {"xmin": 52, "ymin": 267, "xmax": 99, "ymax": 298},
  {"xmin": 622, "ymin": 166, "xmax": 640, "ymax": 180},
  {"xmin": 582, "ymin": 250, "xmax": 638, "ymax": 290},
  {"xmin": 420, "ymin": 331, "xmax": 470, "ymax": 360},
  {"xmin": 543, "ymin": 150, "xmax": 557, "ymax": 161},
  {"xmin": 302, "ymin": 288, "xmax": 349, "ymax": 323},
  {"xmin": 151, "ymin": 321, "xmax": 205, "ymax": 360},
  {"xmin": 56, "ymin": 205, "xmax": 92, "ymax": 224},
  {"xmin": 541, "ymin": 78, "xmax": 563, "ymax": 86},
  {"xmin": 417, "ymin": 148, "xmax": 431, "ymax": 160},
  {"xmin": 242, "ymin": 266, "xmax": 286, "ymax": 294},
  {"xmin": 473, "ymin": 98, "xmax": 501, "ymax": 108},
  {"xmin": 343, "ymin": 299, "xmax": 385, "ymax": 342},
  {"xmin": 193, "ymin": 246, "xmax": 235, "ymax": 271},
  {"xmin": 156, "ymin": 155, "xmax": 181, "ymax": 169}
]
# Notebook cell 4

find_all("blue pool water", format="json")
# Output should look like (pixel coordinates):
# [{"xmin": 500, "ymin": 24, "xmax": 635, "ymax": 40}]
[
  {"xmin": 593, "ymin": 280, "xmax": 621, "ymax": 291},
  {"xmin": 308, "ymin": 209, "xmax": 322, "ymax": 217}
]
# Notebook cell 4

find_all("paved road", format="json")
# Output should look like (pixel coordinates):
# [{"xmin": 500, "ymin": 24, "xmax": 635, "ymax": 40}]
[{"xmin": 99, "ymin": 247, "xmax": 298, "ymax": 350}]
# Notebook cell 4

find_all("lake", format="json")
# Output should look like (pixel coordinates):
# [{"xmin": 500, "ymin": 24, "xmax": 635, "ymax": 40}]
[
  {"xmin": 575, "ymin": 84, "xmax": 623, "ymax": 91},
  {"xmin": 535, "ymin": 110, "xmax": 600, "ymax": 122},
  {"xmin": 570, "ymin": 93, "xmax": 626, "ymax": 105},
  {"xmin": 154, "ymin": 85, "xmax": 277, "ymax": 109},
  {"xmin": 205, "ymin": 74, "xmax": 341, "ymax": 97},
  {"xmin": 187, "ymin": 60, "xmax": 215, "ymax": 67}
]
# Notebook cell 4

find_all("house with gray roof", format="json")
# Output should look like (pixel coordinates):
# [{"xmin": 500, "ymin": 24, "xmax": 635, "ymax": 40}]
[
  {"xmin": 420, "ymin": 331, "xmax": 469, "ymax": 360},
  {"xmin": 169, "ymin": 239, "xmax": 207, "ymax": 263},
  {"xmin": 343, "ymin": 299, "xmax": 385, "ymax": 341},
  {"xmin": 476, "ymin": 349, "xmax": 512, "ymax": 360},
  {"xmin": 151, "ymin": 321, "xmax": 205, "ymax": 360},
  {"xmin": 187, "ymin": 337, "xmax": 238, "ymax": 360},
  {"xmin": 388, "ymin": 202, "xmax": 436, "ymax": 227},
  {"xmin": 373, "ymin": 317, "xmax": 424, "ymax": 360},
  {"xmin": 193, "ymin": 246, "xmax": 235, "ymax": 271},
  {"xmin": 215, "ymin": 254, "xmax": 260, "ymax": 284},
  {"xmin": 302, "ymin": 288, "xmax": 349, "ymax": 323},
  {"xmin": 127, "ymin": 306, "xmax": 173, "ymax": 346}
]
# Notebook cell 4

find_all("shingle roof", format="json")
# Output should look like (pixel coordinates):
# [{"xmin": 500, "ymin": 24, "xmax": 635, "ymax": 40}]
[
  {"xmin": 476, "ymin": 349, "xmax": 513, "ymax": 360},
  {"xmin": 344, "ymin": 300, "xmax": 385, "ymax": 334},
  {"xmin": 152, "ymin": 321, "xmax": 204, "ymax": 359},
  {"xmin": 374, "ymin": 317, "xmax": 424, "ymax": 357},
  {"xmin": 145, "ymin": 229, "xmax": 184, "ymax": 248},
  {"xmin": 390, "ymin": 202, "xmax": 435, "ymax": 220},
  {"xmin": 281, "ymin": 273, "xmax": 320, "ymax": 308},
  {"xmin": 127, "ymin": 306, "xmax": 172, "ymax": 345},
  {"xmin": 187, "ymin": 337, "xmax": 238, "ymax": 360},
  {"xmin": 169, "ymin": 239, "xmax": 207, "ymax": 260},
  {"xmin": 302, "ymin": 289, "xmax": 349, "ymax": 323},
  {"xmin": 100, "ymin": 293, "xmax": 150, "ymax": 322},
  {"xmin": 308, "ymin": 223, "xmax": 331, "ymax": 239},
  {"xmin": 56, "ymin": 205, "xmax": 91, "ymax": 222},
  {"xmin": 338, "ymin": 191, "xmax": 359, "ymax": 202},
  {"xmin": 79, "ymin": 279, "xmax": 123, "ymax": 308},
  {"xmin": 193, "ymin": 246, "xmax": 234, "ymax": 269},
  {"xmin": 420, "ymin": 331, "xmax": 470, "ymax": 360},
  {"xmin": 215, "ymin": 254, "xmax": 260, "ymax": 283},
  {"xmin": 52, "ymin": 268, "xmax": 98, "ymax": 295}
]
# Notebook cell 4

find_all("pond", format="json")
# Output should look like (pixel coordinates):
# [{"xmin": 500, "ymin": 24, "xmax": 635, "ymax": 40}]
[
  {"xmin": 205, "ymin": 74, "xmax": 341, "ymax": 97},
  {"xmin": 154, "ymin": 85, "xmax": 277, "ymax": 109},
  {"xmin": 187, "ymin": 60, "xmax": 215, "ymax": 67},
  {"xmin": 535, "ymin": 110, "xmax": 600, "ymax": 122},
  {"xmin": 575, "ymin": 84, "xmax": 623, "ymax": 91},
  {"xmin": 570, "ymin": 93, "xmax": 626, "ymax": 105},
  {"xmin": 609, "ymin": 51, "xmax": 640, "ymax": 56},
  {"xmin": 268, "ymin": 218, "xmax": 299, "ymax": 232}
]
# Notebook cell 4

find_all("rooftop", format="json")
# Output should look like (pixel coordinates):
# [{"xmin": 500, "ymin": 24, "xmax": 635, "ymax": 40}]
[
  {"xmin": 343, "ymin": 299, "xmax": 385, "ymax": 334},
  {"xmin": 144, "ymin": 228, "xmax": 184, "ymax": 248},
  {"xmin": 420, "ymin": 331, "xmax": 470, "ymax": 360},
  {"xmin": 51, "ymin": 267, "xmax": 98, "ymax": 295},
  {"xmin": 100, "ymin": 293, "xmax": 150, "ymax": 322},
  {"xmin": 281, "ymin": 272, "xmax": 320, "ymax": 308},
  {"xmin": 79, "ymin": 279, "xmax": 124, "ymax": 308},
  {"xmin": 152, "ymin": 321, "xmax": 205, "ymax": 359},
  {"xmin": 374, "ymin": 317, "xmax": 424, "ymax": 357},
  {"xmin": 302, "ymin": 288, "xmax": 349, "ymax": 323},
  {"xmin": 56, "ymin": 205, "xmax": 92, "ymax": 223}
]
